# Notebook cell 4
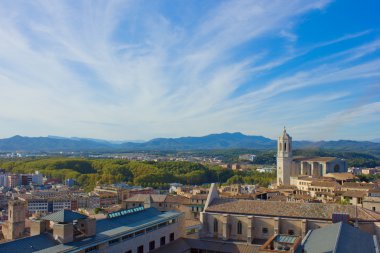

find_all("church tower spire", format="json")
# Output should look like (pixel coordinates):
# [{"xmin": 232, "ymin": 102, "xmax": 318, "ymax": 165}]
[{"xmin": 277, "ymin": 127, "xmax": 293, "ymax": 185}]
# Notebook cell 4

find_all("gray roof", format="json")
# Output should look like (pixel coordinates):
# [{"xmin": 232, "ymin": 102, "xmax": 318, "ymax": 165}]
[
  {"xmin": 42, "ymin": 209, "xmax": 88, "ymax": 223},
  {"xmin": 0, "ymin": 207, "xmax": 181, "ymax": 253},
  {"xmin": 0, "ymin": 233, "xmax": 58, "ymax": 253},
  {"xmin": 301, "ymin": 222, "xmax": 377, "ymax": 253},
  {"xmin": 40, "ymin": 208, "xmax": 180, "ymax": 253}
]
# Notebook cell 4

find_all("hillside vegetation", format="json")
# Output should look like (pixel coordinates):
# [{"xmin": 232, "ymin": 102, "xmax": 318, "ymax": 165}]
[{"xmin": 0, "ymin": 158, "xmax": 275, "ymax": 191}]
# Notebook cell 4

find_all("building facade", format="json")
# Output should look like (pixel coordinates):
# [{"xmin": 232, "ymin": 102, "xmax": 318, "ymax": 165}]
[{"xmin": 200, "ymin": 184, "xmax": 380, "ymax": 244}]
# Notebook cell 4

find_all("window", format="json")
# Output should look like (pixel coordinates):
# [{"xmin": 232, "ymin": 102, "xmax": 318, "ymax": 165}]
[
  {"xmin": 109, "ymin": 238, "xmax": 120, "ymax": 246},
  {"xmin": 146, "ymin": 226, "xmax": 157, "ymax": 233},
  {"xmin": 137, "ymin": 245, "xmax": 144, "ymax": 253},
  {"xmin": 288, "ymin": 229, "xmax": 294, "ymax": 235},
  {"xmin": 149, "ymin": 240, "xmax": 155, "ymax": 251},
  {"xmin": 373, "ymin": 207, "xmax": 376, "ymax": 211},
  {"xmin": 237, "ymin": 221, "xmax": 242, "ymax": 235},
  {"xmin": 135, "ymin": 230, "xmax": 145, "ymax": 237},
  {"xmin": 213, "ymin": 218, "xmax": 218, "ymax": 233},
  {"xmin": 170, "ymin": 232, "xmax": 175, "ymax": 241},
  {"xmin": 158, "ymin": 222, "xmax": 167, "ymax": 228},
  {"xmin": 262, "ymin": 227, "xmax": 268, "ymax": 234},
  {"xmin": 160, "ymin": 236, "xmax": 166, "ymax": 246},
  {"xmin": 122, "ymin": 234, "xmax": 134, "ymax": 240},
  {"xmin": 85, "ymin": 246, "xmax": 98, "ymax": 253}
]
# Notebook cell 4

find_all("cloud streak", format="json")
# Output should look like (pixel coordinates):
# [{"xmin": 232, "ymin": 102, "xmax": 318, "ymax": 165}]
[{"xmin": 0, "ymin": 0, "xmax": 379, "ymax": 140}]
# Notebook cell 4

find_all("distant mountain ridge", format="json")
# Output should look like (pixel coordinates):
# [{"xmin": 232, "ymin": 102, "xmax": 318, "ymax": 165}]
[{"xmin": 0, "ymin": 133, "xmax": 379, "ymax": 152}]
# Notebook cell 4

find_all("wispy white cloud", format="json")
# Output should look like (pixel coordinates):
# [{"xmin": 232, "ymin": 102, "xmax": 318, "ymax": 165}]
[{"xmin": 0, "ymin": 0, "xmax": 378, "ymax": 140}]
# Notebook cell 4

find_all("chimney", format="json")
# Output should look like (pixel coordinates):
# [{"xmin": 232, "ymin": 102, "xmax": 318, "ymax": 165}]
[
  {"xmin": 30, "ymin": 219, "xmax": 49, "ymax": 236},
  {"xmin": 77, "ymin": 218, "xmax": 96, "ymax": 237},
  {"xmin": 53, "ymin": 223, "xmax": 74, "ymax": 243}
]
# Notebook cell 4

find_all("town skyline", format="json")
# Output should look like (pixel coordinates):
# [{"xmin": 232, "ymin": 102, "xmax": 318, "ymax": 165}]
[{"xmin": 0, "ymin": 0, "xmax": 379, "ymax": 141}]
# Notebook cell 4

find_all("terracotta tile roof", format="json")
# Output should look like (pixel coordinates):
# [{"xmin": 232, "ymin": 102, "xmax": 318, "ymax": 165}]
[
  {"xmin": 342, "ymin": 190, "xmax": 368, "ymax": 198},
  {"xmin": 190, "ymin": 194, "xmax": 208, "ymax": 200},
  {"xmin": 267, "ymin": 195, "xmax": 287, "ymax": 201},
  {"xmin": 184, "ymin": 219, "xmax": 202, "ymax": 228},
  {"xmin": 124, "ymin": 194, "xmax": 166, "ymax": 203},
  {"xmin": 342, "ymin": 182, "xmax": 376, "ymax": 190},
  {"xmin": 324, "ymin": 173, "xmax": 356, "ymax": 181},
  {"xmin": 164, "ymin": 195, "xmax": 190, "ymax": 204},
  {"xmin": 310, "ymin": 181, "xmax": 340, "ymax": 188},
  {"xmin": 205, "ymin": 198, "xmax": 380, "ymax": 221},
  {"xmin": 364, "ymin": 196, "xmax": 380, "ymax": 202}
]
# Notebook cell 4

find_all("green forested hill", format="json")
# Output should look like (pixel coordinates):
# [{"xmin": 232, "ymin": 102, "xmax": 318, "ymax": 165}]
[{"xmin": 0, "ymin": 158, "xmax": 276, "ymax": 191}]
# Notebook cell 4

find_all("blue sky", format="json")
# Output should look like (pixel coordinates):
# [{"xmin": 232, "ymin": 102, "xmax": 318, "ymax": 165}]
[{"xmin": 0, "ymin": 0, "xmax": 379, "ymax": 141}]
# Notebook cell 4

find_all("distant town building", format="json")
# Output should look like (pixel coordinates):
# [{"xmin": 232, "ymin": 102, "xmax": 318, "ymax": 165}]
[
  {"xmin": 238, "ymin": 154, "xmax": 256, "ymax": 162},
  {"xmin": 65, "ymin": 178, "xmax": 75, "ymax": 187}
]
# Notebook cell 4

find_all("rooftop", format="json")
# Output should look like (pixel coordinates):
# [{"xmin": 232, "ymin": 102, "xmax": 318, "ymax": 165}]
[
  {"xmin": 0, "ymin": 233, "xmax": 59, "ymax": 253},
  {"xmin": 301, "ymin": 222, "xmax": 377, "ymax": 253},
  {"xmin": 342, "ymin": 182, "xmax": 376, "ymax": 190},
  {"xmin": 310, "ymin": 181, "xmax": 340, "ymax": 188},
  {"xmin": 342, "ymin": 190, "xmax": 368, "ymax": 198},
  {"xmin": 151, "ymin": 238, "xmax": 260, "ymax": 253},
  {"xmin": 41, "ymin": 209, "xmax": 88, "ymax": 223},
  {"xmin": 0, "ymin": 207, "xmax": 181, "ymax": 253},
  {"xmin": 324, "ymin": 173, "xmax": 356, "ymax": 181},
  {"xmin": 124, "ymin": 194, "xmax": 167, "ymax": 203},
  {"xmin": 205, "ymin": 198, "xmax": 380, "ymax": 221}
]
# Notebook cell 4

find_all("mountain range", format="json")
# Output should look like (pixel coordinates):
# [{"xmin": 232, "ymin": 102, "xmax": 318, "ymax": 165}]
[{"xmin": 0, "ymin": 132, "xmax": 379, "ymax": 152}]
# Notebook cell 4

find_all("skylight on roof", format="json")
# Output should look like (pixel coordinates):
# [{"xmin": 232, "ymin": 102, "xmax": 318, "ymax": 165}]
[{"xmin": 107, "ymin": 206, "xmax": 144, "ymax": 219}]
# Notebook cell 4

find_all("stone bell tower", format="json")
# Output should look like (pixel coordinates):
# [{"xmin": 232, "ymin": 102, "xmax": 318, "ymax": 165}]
[
  {"xmin": 2, "ymin": 199, "xmax": 26, "ymax": 240},
  {"xmin": 277, "ymin": 127, "xmax": 293, "ymax": 186}
]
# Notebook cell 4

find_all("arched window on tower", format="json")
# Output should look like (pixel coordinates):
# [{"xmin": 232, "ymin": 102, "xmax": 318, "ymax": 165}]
[
  {"xmin": 279, "ymin": 142, "xmax": 282, "ymax": 151},
  {"xmin": 284, "ymin": 142, "xmax": 287, "ymax": 152},
  {"xmin": 237, "ymin": 221, "xmax": 242, "ymax": 235},
  {"xmin": 213, "ymin": 218, "xmax": 218, "ymax": 233}
]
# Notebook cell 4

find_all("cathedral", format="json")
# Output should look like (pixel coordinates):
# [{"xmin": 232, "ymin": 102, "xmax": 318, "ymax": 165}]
[{"xmin": 276, "ymin": 127, "xmax": 347, "ymax": 186}]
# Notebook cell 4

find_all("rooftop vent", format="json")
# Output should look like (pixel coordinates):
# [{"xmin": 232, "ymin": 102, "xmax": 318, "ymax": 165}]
[{"xmin": 332, "ymin": 212, "xmax": 349, "ymax": 223}]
